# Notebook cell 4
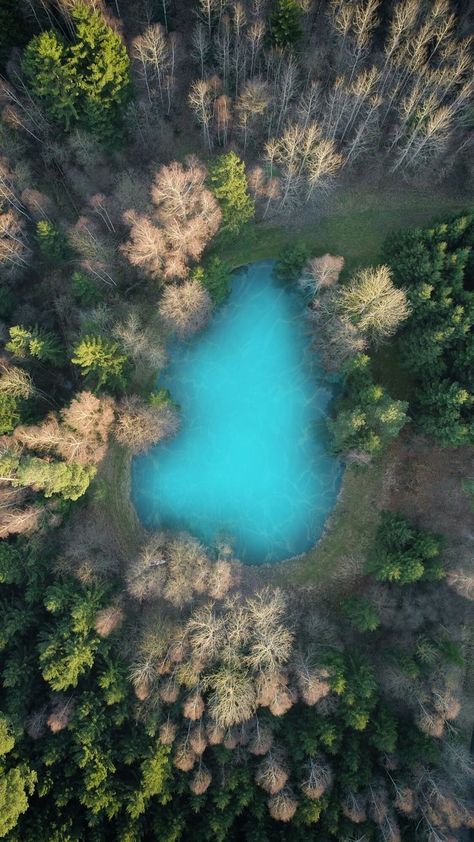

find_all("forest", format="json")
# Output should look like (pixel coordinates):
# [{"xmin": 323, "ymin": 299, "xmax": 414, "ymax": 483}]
[{"xmin": 0, "ymin": 0, "xmax": 473, "ymax": 840}]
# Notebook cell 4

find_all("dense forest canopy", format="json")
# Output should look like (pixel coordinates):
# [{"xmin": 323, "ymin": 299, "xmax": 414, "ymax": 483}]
[{"xmin": 0, "ymin": 0, "xmax": 473, "ymax": 840}]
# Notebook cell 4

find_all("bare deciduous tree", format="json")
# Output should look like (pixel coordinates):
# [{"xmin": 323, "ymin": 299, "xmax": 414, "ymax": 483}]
[
  {"xmin": 300, "ymin": 757, "xmax": 333, "ymax": 800},
  {"xmin": 0, "ymin": 363, "xmax": 34, "ymax": 400},
  {"xmin": 173, "ymin": 739, "xmax": 197, "ymax": 771},
  {"xmin": 94, "ymin": 605, "xmax": 124, "ymax": 637},
  {"xmin": 236, "ymin": 78, "xmax": 269, "ymax": 151},
  {"xmin": 115, "ymin": 395, "xmax": 179, "ymax": 454},
  {"xmin": 188, "ymin": 79, "xmax": 214, "ymax": 149},
  {"xmin": 267, "ymin": 787, "xmax": 298, "ymax": 822},
  {"xmin": 126, "ymin": 533, "xmax": 168, "ymax": 601},
  {"xmin": 0, "ymin": 208, "xmax": 30, "ymax": 277},
  {"xmin": 13, "ymin": 392, "xmax": 114, "ymax": 466},
  {"xmin": 46, "ymin": 696, "xmax": 75, "ymax": 733},
  {"xmin": 342, "ymin": 791, "xmax": 368, "ymax": 823},
  {"xmin": 113, "ymin": 309, "xmax": 167, "ymax": 372},
  {"xmin": 255, "ymin": 750, "xmax": 288, "ymax": 794},
  {"xmin": 189, "ymin": 765, "xmax": 212, "ymax": 794},
  {"xmin": 164, "ymin": 534, "xmax": 210, "ymax": 607},
  {"xmin": 159, "ymin": 280, "xmax": 213, "ymax": 339},
  {"xmin": 0, "ymin": 483, "xmax": 43, "ymax": 538},
  {"xmin": 336, "ymin": 265, "xmax": 410, "ymax": 343},
  {"xmin": 123, "ymin": 160, "xmax": 221, "ymax": 280},
  {"xmin": 299, "ymin": 254, "xmax": 344, "ymax": 296},
  {"xmin": 205, "ymin": 663, "xmax": 257, "ymax": 727},
  {"xmin": 132, "ymin": 24, "xmax": 171, "ymax": 106}
]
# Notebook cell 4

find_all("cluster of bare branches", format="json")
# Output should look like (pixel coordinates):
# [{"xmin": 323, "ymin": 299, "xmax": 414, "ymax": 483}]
[
  {"xmin": 310, "ymin": 262, "xmax": 410, "ymax": 369},
  {"xmin": 126, "ymin": 557, "xmax": 355, "ymax": 822},
  {"xmin": 132, "ymin": 23, "xmax": 180, "ymax": 114},
  {"xmin": 126, "ymin": 532, "xmax": 236, "ymax": 605},
  {"xmin": 0, "ymin": 157, "xmax": 33, "ymax": 278},
  {"xmin": 122, "ymin": 158, "xmax": 221, "ymax": 281},
  {"xmin": 158, "ymin": 278, "xmax": 213, "ymax": 338},
  {"xmin": 13, "ymin": 391, "xmax": 115, "ymax": 466},
  {"xmin": 113, "ymin": 308, "xmax": 167, "ymax": 372},
  {"xmin": 114, "ymin": 395, "xmax": 179, "ymax": 454},
  {"xmin": 184, "ymin": 0, "xmax": 472, "ymax": 213}
]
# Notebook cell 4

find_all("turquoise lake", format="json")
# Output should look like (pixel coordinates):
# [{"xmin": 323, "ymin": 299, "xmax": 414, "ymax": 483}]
[{"xmin": 131, "ymin": 261, "xmax": 342, "ymax": 564}]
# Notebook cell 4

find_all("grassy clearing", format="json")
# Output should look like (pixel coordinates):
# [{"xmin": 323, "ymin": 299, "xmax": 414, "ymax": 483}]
[
  {"xmin": 105, "ymin": 186, "xmax": 471, "ymax": 577},
  {"xmin": 97, "ymin": 444, "xmax": 145, "ymax": 558},
  {"xmin": 216, "ymin": 186, "xmax": 471, "ymax": 275}
]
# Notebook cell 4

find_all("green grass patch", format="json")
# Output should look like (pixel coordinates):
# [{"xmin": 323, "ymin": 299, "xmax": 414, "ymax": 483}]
[
  {"xmin": 215, "ymin": 187, "xmax": 471, "ymax": 275},
  {"xmin": 97, "ymin": 444, "xmax": 144, "ymax": 558}
]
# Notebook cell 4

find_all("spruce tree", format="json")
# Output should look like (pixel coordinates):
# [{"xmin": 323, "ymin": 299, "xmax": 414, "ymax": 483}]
[
  {"xmin": 22, "ymin": 2, "xmax": 130, "ymax": 144},
  {"xmin": 71, "ymin": 335, "xmax": 128, "ymax": 391},
  {"xmin": 22, "ymin": 30, "xmax": 79, "ymax": 129},
  {"xmin": 209, "ymin": 152, "xmax": 255, "ymax": 236},
  {"xmin": 269, "ymin": 0, "xmax": 303, "ymax": 49},
  {"xmin": 6, "ymin": 325, "xmax": 64, "ymax": 366}
]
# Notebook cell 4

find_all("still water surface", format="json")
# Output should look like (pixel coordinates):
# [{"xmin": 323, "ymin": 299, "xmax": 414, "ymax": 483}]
[{"xmin": 132, "ymin": 261, "xmax": 342, "ymax": 563}]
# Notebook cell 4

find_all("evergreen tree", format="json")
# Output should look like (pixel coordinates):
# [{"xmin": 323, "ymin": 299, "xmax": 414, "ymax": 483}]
[
  {"xmin": 68, "ymin": 3, "xmax": 131, "ymax": 143},
  {"xmin": 0, "ymin": 452, "xmax": 96, "ymax": 500},
  {"xmin": 269, "ymin": 0, "xmax": 303, "ymax": 49},
  {"xmin": 209, "ymin": 152, "xmax": 255, "ymax": 236},
  {"xmin": 192, "ymin": 256, "xmax": 232, "ymax": 304},
  {"xmin": 0, "ymin": 765, "xmax": 37, "ymax": 838},
  {"xmin": 367, "ymin": 511, "xmax": 443, "ymax": 584},
  {"xmin": 71, "ymin": 336, "xmax": 128, "ymax": 391},
  {"xmin": 276, "ymin": 242, "xmax": 310, "ymax": 281},
  {"xmin": 0, "ymin": 393, "xmax": 21, "ymax": 434},
  {"xmin": 22, "ymin": 30, "xmax": 78, "ymax": 129},
  {"xmin": 71, "ymin": 271, "xmax": 103, "ymax": 306},
  {"xmin": 22, "ymin": 2, "xmax": 130, "ymax": 144},
  {"xmin": 383, "ymin": 214, "xmax": 474, "ymax": 445},
  {"xmin": 329, "ymin": 354, "xmax": 408, "ymax": 458},
  {"xmin": 6, "ymin": 326, "xmax": 64, "ymax": 366},
  {"xmin": 36, "ymin": 221, "xmax": 70, "ymax": 265},
  {"xmin": 341, "ymin": 596, "xmax": 380, "ymax": 632}
]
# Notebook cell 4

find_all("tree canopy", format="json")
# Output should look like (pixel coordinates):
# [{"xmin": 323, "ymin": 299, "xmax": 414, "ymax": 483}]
[{"xmin": 22, "ymin": 2, "xmax": 130, "ymax": 143}]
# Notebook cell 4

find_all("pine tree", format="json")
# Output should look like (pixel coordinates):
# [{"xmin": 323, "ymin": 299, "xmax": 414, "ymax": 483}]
[
  {"xmin": 22, "ymin": 3, "xmax": 130, "ymax": 143},
  {"xmin": 329, "ymin": 354, "xmax": 408, "ymax": 458},
  {"xmin": 71, "ymin": 336, "xmax": 128, "ymax": 391},
  {"xmin": 71, "ymin": 271, "xmax": 103, "ymax": 306},
  {"xmin": 0, "ymin": 453, "xmax": 97, "ymax": 500},
  {"xmin": 36, "ymin": 221, "xmax": 70, "ymax": 265},
  {"xmin": 68, "ymin": 3, "xmax": 131, "ymax": 143},
  {"xmin": 341, "ymin": 596, "xmax": 380, "ymax": 632},
  {"xmin": 209, "ymin": 152, "xmax": 255, "ymax": 236},
  {"xmin": 269, "ymin": 0, "xmax": 303, "ymax": 49},
  {"xmin": 6, "ymin": 326, "xmax": 64, "ymax": 366},
  {"xmin": 367, "ymin": 511, "xmax": 443, "ymax": 584},
  {"xmin": 22, "ymin": 30, "xmax": 79, "ymax": 129}
]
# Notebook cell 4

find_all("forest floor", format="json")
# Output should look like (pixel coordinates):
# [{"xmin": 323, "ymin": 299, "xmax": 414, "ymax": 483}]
[{"xmin": 101, "ymin": 185, "xmax": 473, "ymax": 584}]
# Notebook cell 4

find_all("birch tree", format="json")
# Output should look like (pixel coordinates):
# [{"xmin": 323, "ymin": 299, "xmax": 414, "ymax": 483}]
[
  {"xmin": 132, "ymin": 24, "xmax": 171, "ymax": 107},
  {"xmin": 188, "ymin": 79, "xmax": 214, "ymax": 150},
  {"xmin": 236, "ymin": 79, "xmax": 269, "ymax": 151}
]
